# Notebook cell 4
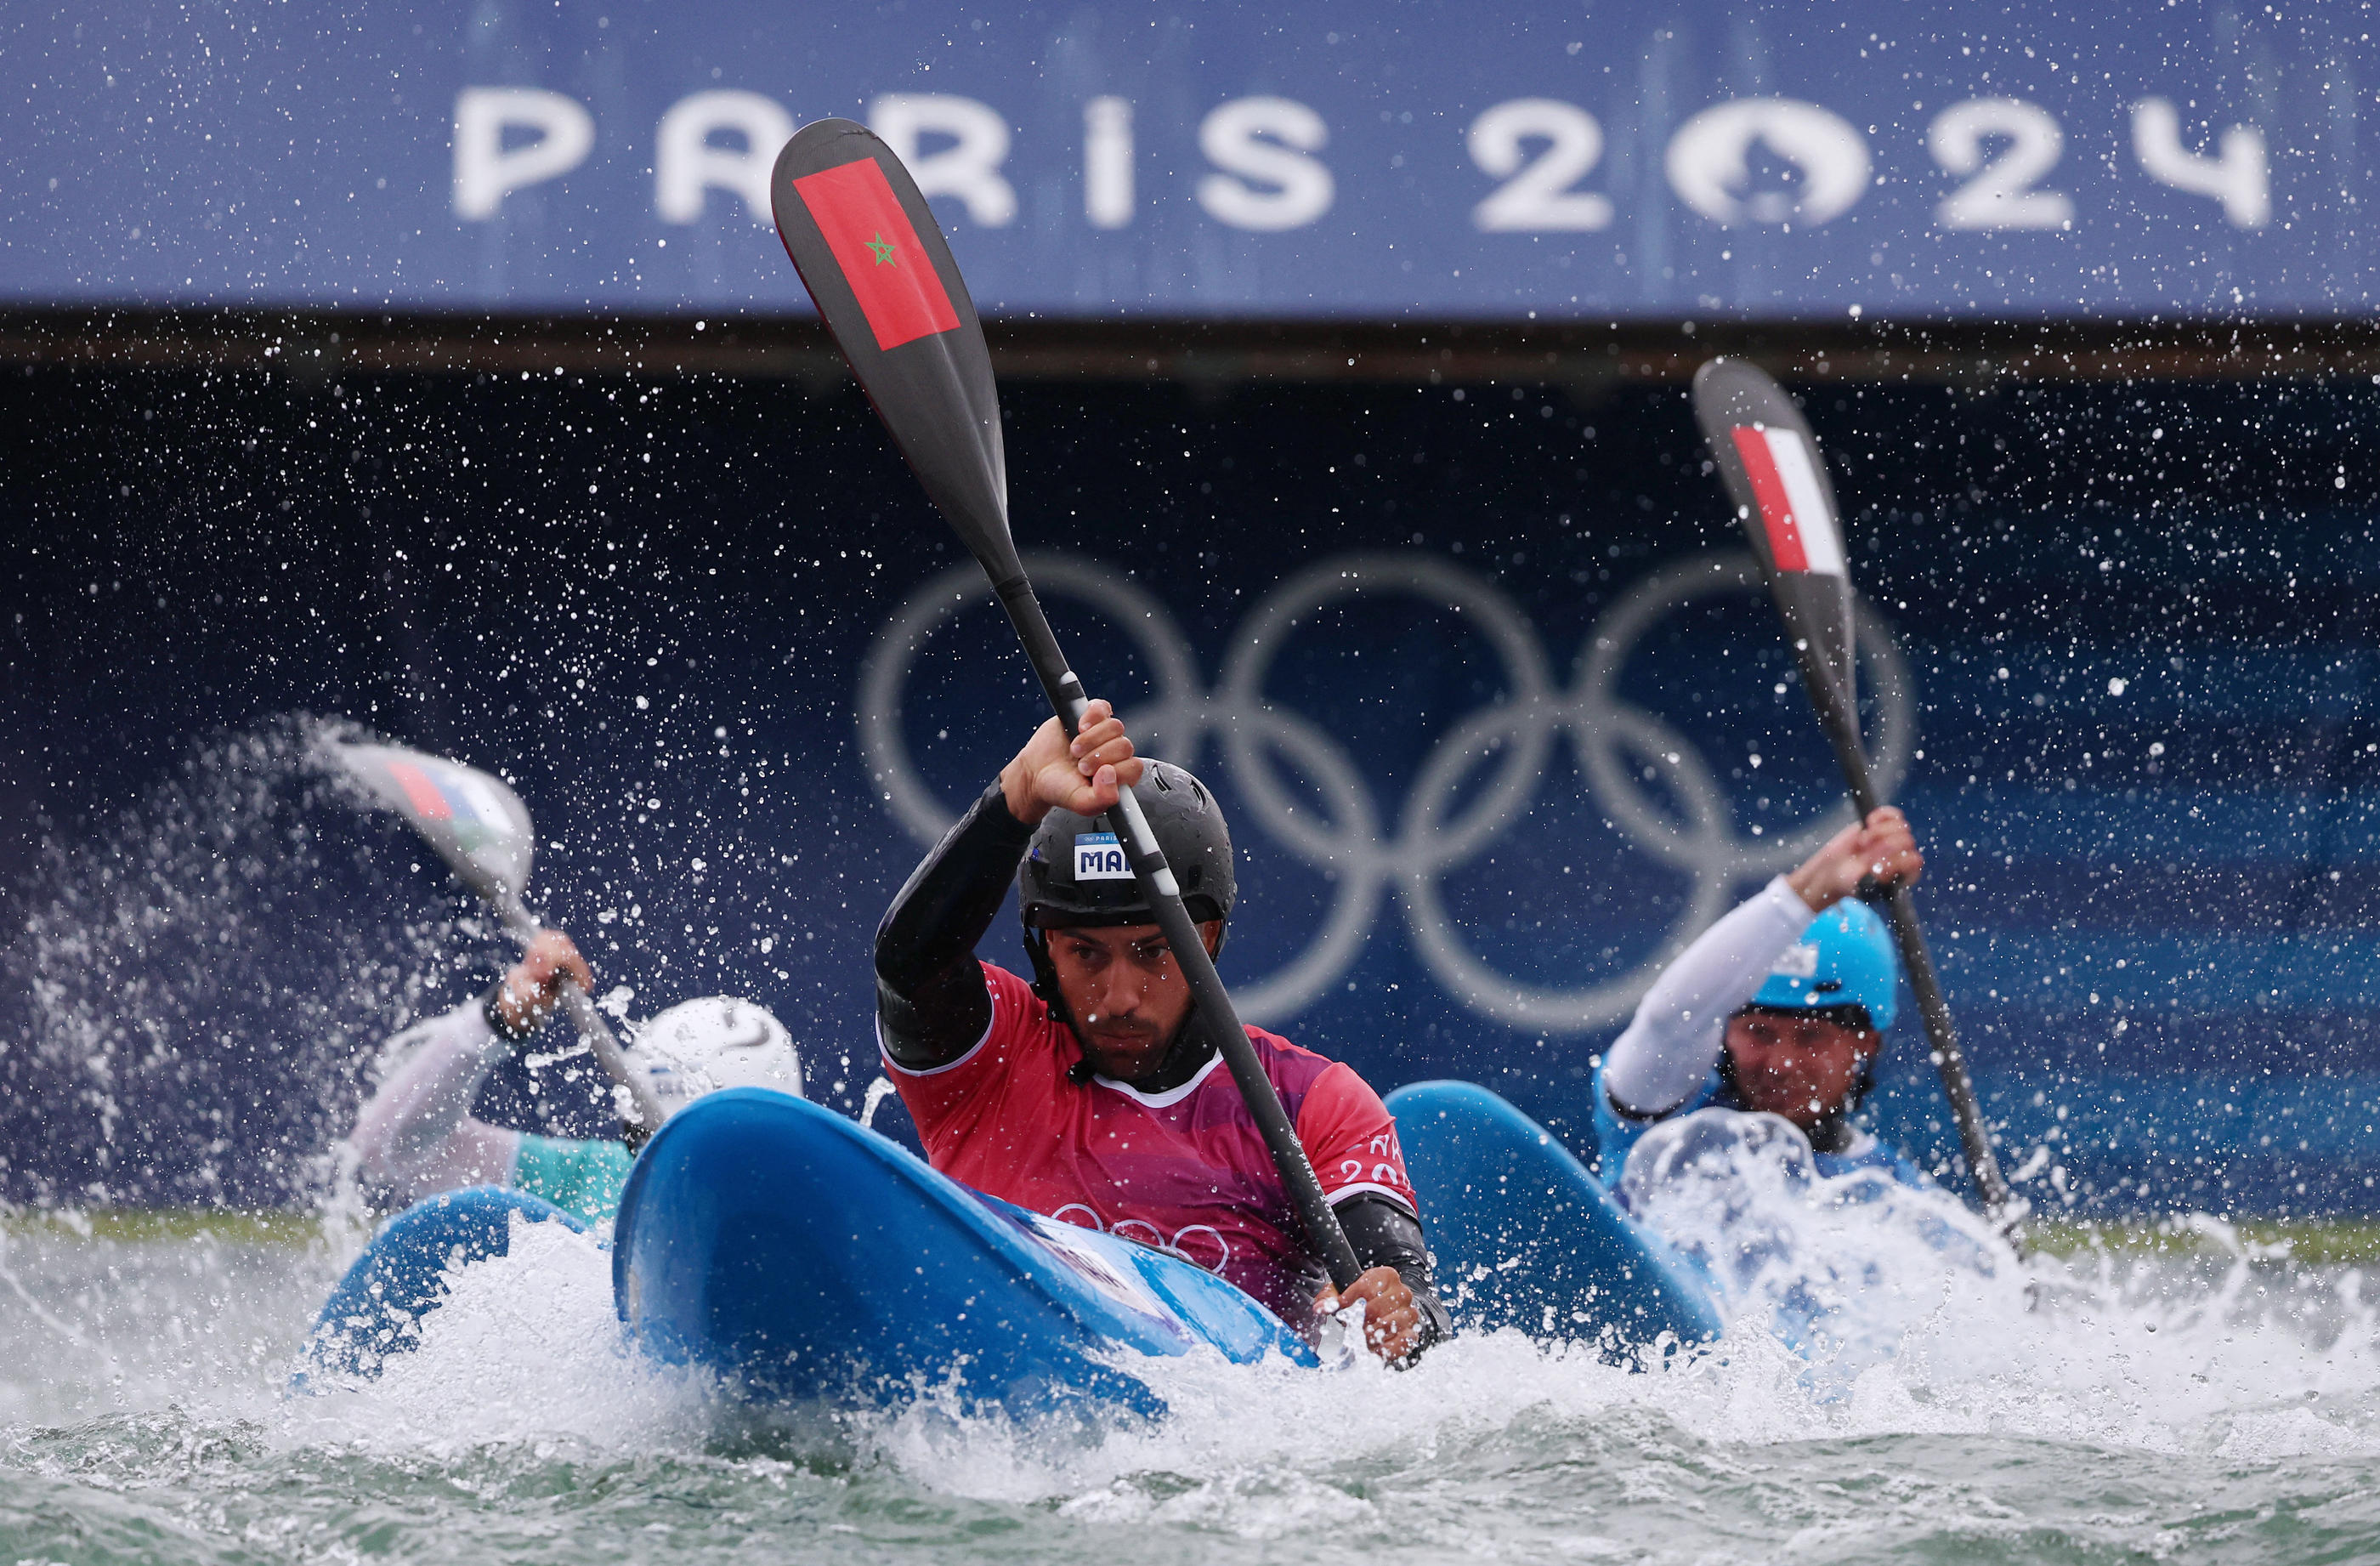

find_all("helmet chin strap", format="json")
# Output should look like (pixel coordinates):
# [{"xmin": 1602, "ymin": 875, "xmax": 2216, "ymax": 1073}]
[{"xmin": 1025, "ymin": 928, "xmax": 1216, "ymax": 1090}]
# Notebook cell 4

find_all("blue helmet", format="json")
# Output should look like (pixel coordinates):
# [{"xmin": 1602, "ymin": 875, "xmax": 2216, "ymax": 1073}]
[{"xmin": 1750, "ymin": 899, "xmax": 1901, "ymax": 1032}]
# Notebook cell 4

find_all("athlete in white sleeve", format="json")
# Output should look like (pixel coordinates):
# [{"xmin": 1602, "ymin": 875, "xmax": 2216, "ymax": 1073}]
[
  {"xmin": 1594, "ymin": 808, "xmax": 1930, "ymax": 1193},
  {"xmin": 350, "ymin": 929, "xmax": 802, "ymax": 1223}
]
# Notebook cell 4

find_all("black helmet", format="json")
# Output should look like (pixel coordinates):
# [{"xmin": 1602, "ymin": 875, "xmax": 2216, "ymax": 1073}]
[{"xmin": 1017, "ymin": 759, "xmax": 1236, "ymax": 933}]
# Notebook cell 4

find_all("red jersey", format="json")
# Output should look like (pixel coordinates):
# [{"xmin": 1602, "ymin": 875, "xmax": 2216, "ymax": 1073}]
[{"xmin": 884, "ymin": 962, "xmax": 1419, "ymax": 1326}]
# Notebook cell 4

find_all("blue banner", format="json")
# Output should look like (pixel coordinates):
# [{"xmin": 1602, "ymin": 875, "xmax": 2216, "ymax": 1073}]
[{"xmin": 6, "ymin": 2, "xmax": 2372, "ymax": 317}]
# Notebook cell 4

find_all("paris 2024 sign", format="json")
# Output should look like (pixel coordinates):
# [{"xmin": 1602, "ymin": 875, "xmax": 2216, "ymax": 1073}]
[{"xmin": 7, "ymin": 2, "xmax": 2371, "ymax": 319}]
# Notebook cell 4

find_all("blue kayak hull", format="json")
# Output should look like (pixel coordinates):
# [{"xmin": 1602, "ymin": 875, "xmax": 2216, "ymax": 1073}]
[
  {"xmin": 306, "ymin": 1185, "xmax": 585, "ymax": 1379},
  {"xmin": 611, "ymin": 1089, "xmax": 1316, "ymax": 1418},
  {"xmin": 1387, "ymin": 1081, "xmax": 1723, "ymax": 1355}
]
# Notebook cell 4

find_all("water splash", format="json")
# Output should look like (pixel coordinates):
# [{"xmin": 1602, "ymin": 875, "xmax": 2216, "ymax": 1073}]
[
  {"xmin": 1618, "ymin": 1108, "xmax": 2018, "ymax": 1391},
  {"xmin": 1, "ymin": 717, "xmax": 506, "ymax": 1212}
]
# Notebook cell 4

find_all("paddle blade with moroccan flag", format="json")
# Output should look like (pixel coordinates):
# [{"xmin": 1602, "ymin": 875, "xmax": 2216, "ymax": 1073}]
[
  {"xmin": 1691, "ymin": 357, "xmax": 1859, "ymax": 718},
  {"xmin": 770, "ymin": 118, "xmax": 1017, "ymax": 581}
]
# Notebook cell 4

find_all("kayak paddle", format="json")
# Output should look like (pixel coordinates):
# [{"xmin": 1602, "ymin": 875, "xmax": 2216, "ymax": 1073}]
[
  {"xmin": 767, "ymin": 117, "xmax": 1365, "ymax": 1291},
  {"xmin": 1688, "ymin": 357, "xmax": 2023, "ymax": 1241},
  {"xmin": 326, "ymin": 739, "xmax": 669, "ymax": 1146}
]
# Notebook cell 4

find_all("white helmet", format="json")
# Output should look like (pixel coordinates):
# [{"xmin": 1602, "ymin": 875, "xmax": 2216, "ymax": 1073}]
[{"xmin": 632, "ymin": 996, "xmax": 802, "ymax": 1117}]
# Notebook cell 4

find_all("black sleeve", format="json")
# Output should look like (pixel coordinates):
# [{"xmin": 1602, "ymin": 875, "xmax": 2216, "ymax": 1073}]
[
  {"xmin": 1337, "ymin": 1194, "xmax": 1454, "ymax": 1363},
  {"xmin": 875, "ymin": 782, "xmax": 1037, "ymax": 1070}
]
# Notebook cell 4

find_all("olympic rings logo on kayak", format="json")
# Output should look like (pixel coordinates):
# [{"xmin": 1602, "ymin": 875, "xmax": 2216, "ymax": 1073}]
[
  {"xmin": 859, "ymin": 549, "xmax": 1914, "ymax": 1033},
  {"xmin": 1049, "ymin": 1204, "xmax": 1232, "ymax": 1274}
]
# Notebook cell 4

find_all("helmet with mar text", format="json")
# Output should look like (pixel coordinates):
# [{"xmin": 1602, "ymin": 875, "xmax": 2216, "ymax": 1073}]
[
  {"xmin": 1749, "ymin": 897, "xmax": 1901, "ymax": 1033},
  {"xmin": 1017, "ymin": 758, "xmax": 1237, "ymax": 936},
  {"xmin": 632, "ymin": 996, "xmax": 802, "ymax": 1117}
]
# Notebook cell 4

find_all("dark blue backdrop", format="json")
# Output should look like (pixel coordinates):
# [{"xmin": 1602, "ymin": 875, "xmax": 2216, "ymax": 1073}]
[
  {"xmin": 4, "ymin": 1, "xmax": 2368, "ymax": 317},
  {"xmin": 3, "ymin": 362, "xmax": 2377, "ymax": 1219}
]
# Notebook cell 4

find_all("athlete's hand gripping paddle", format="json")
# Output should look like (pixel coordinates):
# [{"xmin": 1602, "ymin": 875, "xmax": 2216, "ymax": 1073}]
[
  {"xmin": 1689, "ymin": 358, "xmax": 2021, "ymax": 1240},
  {"xmin": 768, "ymin": 118, "xmax": 1365, "ymax": 1291},
  {"xmin": 326, "ymin": 740, "xmax": 669, "ymax": 1146}
]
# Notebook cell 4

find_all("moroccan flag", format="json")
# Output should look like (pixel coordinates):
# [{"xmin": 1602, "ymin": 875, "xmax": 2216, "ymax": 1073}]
[
  {"xmin": 1729, "ymin": 425, "xmax": 1846, "ymax": 577},
  {"xmin": 790, "ymin": 158, "xmax": 960, "ymax": 353}
]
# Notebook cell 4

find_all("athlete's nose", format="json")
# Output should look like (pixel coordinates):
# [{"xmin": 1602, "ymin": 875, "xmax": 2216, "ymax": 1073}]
[{"xmin": 1083, "ymin": 972, "xmax": 1137, "ymax": 1023}]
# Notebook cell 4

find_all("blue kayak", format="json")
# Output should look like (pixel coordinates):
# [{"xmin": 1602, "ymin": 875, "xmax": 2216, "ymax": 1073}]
[
  {"xmin": 1386, "ymin": 1081, "xmax": 1723, "ymax": 1357},
  {"xmin": 613, "ymin": 1090, "xmax": 1317, "ymax": 1418}
]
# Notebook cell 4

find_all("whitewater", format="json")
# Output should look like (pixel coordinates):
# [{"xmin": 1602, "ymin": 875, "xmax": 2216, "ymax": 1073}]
[{"xmin": 5, "ymin": 1151, "xmax": 2376, "ymax": 1565}]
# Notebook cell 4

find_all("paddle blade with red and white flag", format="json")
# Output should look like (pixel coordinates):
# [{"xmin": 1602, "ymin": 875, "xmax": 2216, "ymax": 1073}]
[
  {"xmin": 769, "ymin": 118, "xmax": 1017, "ymax": 582},
  {"xmin": 1691, "ymin": 357, "xmax": 1859, "ymax": 717}
]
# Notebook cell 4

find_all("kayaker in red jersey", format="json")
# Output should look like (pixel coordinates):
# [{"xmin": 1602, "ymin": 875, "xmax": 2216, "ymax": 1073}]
[{"xmin": 874, "ymin": 699, "xmax": 1449, "ymax": 1364}]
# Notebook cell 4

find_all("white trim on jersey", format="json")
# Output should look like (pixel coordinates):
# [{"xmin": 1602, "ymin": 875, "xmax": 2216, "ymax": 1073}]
[
  {"xmin": 1325, "ymin": 1180, "xmax": 1418, "ymax": 1214},
  {"xmin": 1092, "ymin": 1048, "xmax": 1227, "ymax": 1108}
]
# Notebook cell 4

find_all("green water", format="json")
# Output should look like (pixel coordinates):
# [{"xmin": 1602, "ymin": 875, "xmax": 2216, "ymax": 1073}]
[{"xmin": 4, "ymin": 1214, "xmax": 2377, "ymax": 1565}]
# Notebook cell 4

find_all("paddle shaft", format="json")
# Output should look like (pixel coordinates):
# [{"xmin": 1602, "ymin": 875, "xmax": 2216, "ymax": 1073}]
[
  {"xmin": 1778, "ymin": 631, "xmax": 2020, "ymax": 1232},
  {"xmin": 989, "ymin": 571, "xmax": 1365, "ymax": 1291},
  {"xmin": 490, "ymin": 893, "xmax": 666, "ymax": 1149}
]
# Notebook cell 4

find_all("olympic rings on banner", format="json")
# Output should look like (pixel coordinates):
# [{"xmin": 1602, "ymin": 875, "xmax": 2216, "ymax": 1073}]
[{"xmin": 858, "ymin": 549, "xmax": 1914, "ymax": 1032}]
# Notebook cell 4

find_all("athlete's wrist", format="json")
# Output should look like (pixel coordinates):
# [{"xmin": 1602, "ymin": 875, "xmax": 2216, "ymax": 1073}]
[
  {"xmin": 998, "ymin": 756, "xmax": 1050, "ymax": 827},
  {"xmin": 1783, "ymin": 865, "xmax": 1836, "ymax": 912}
]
